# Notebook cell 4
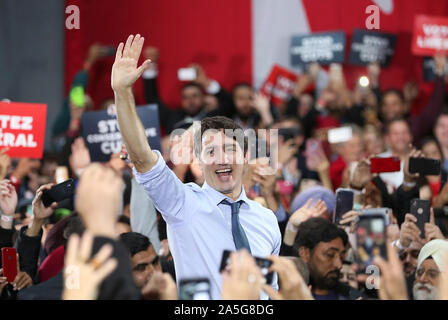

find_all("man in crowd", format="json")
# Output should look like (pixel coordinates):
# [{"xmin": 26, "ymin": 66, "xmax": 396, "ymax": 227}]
[
  {"xmin": 111, "ymin": 34, "xmax": 281, "ymax": 299},
  {"xmin": 295, "ymin": 217, "xmax": 363, "ymax": 299},
  {"xmin": 378, "ymin": 119, "xmax": 413, "ymax": 190},
  {"xmin": 120, "ymin": 232, "xmax": 162, "ymax": 290},
  {"xmin": 412, "ymin": 239, "xmax": 448, "ymax": 300}
]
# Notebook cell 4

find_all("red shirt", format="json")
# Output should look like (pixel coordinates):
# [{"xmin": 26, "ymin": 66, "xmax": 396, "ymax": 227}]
[{"xmin": 38, "ymin": 245, "xmax": 65, "ymax": 282}]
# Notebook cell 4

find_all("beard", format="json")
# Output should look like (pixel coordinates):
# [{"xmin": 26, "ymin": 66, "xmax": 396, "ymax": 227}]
[
  {"xmin": 413, "ymin": 283, "xmax": 438, "ymax": 300},
  {"xmin": 310, "ymin": 267, "xmax": 340, "ymax": 290},
  {"xmin": 403, "ymin": 263, "xmax": 416, "ymax": 277}
]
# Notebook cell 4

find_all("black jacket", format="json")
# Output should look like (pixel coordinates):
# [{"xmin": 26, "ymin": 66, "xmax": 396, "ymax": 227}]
[{"xmin": 18, "ymin": 236, "xmax": 140, "ymax": 300}]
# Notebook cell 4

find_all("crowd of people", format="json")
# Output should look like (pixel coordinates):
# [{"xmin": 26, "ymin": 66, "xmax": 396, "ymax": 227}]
[{"xmin": 1, "ymin": 32, "xmax": 448, "ymax": 301}]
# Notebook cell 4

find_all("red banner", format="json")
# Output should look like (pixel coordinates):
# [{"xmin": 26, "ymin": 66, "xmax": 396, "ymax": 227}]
[
  {"xmin": 412, "ymin": 15, "xmax": 448, "ymax": 56},
  {"xmin": 0, "ymin": 102, "xmax": 47, "ymax": 159},
  {"xmin": 259, "ymin": 65, "xmax": 298, "ymax": 106}
]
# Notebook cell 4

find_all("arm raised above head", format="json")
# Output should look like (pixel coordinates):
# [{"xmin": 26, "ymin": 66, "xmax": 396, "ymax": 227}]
[{"xmin": 111, "ymin": 34, "xmax": 158, "ymax": 173}]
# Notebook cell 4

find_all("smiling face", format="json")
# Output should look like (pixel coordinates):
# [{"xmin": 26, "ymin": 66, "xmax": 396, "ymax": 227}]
[
  {"xmin": 198, "ymin": 130, "xmax": 247, "ymax": 198},
  {"xmin": 413, "ymin": 258, "xmax": 440, "ymax": 300}
]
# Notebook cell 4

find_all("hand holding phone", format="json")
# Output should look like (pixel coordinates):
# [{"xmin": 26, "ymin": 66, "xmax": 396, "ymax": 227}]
[
  {"xmin": 41, "ymin": 179, "xmax": 75, "ymax": 207},
  {"xmin": 178, "ymin": 68, "xmax": 197, "ymax": 81},
  {"xmin": 370, "ymin": 157, "xmax": 401, "ymax": 173},
  {"xmin": 410, "ymin": 199, "xmax": 430, "ymax": 238},
  {"xmin": 333, "ymin": 188, "xmax": 354, "ymax": 225},
  {"xmin": 355, "ymin": 212, "xmax": 387, "ymax": 270},
  {"xmin": 1, "ymin": 248, "xmax": 17, "ymax": 283},
  {"xmin": 409, "ymin": 157, "xmax": 441, "ymax": 176},
  {"xmin": 219, "ymin": 250, "xmax": 274, "ymax": 285},
  {"xmin": 179, "ymin": 278, "xmax": 211, "ymax": 300}
]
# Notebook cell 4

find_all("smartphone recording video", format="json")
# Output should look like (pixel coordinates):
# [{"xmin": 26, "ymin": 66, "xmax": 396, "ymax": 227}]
[
  {"xmin": 178, "ymin": 278, "xmax": 211, "ymax": 300},
  {"xmin": 41, "ymin": 179, "xmax": 75, "ymax": 207},
  {"xmin": 333, "ymin": 188, "xmax": 354, "ymax": 225},
  {"xmin": 355, "ymin": 212, "xmax": 387, "ymax": 271},
  {"xmin": 177, "ymin": 68, "xmax": 197, "ymax": 81},
  {"xmin": 1, "ymin": 247, "xmax": 17, "ymax": 283},
  {"xmin": 409, "ymin": 157, "xmax": 441, "ymax": 176},
  {"xmin": 410, "ymin": 198, "xmax": 430, "ymax": 238},
  {"xmin": 219, "ymin": 250, "xmax": 274, "ymax": 285},
  {"xmin": 328, "ymin": 127, "xmax": 352, "ymax": 144},
  {"xmin": 370, "ymin": 157, "xmax": 401, "ymax": 173}
]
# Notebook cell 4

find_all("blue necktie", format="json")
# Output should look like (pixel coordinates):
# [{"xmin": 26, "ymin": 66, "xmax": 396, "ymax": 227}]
[{"xmin": 221, "ymin": 199, "xmax": 252, "ymax": 254}]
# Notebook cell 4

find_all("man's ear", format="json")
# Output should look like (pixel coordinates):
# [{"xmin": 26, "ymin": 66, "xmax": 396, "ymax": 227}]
[{"xmin": 299, "ymin": 246, "xmax": 311, "ymax": 264}]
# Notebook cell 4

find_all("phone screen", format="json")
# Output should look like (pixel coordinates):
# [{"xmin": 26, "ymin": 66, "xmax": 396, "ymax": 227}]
[
  {"xmin": 355, "ymin": 215, "xmax": 387, "ymax": 271},
  {"xmin": 179, "ymin": 278, "xmax": 211, "ymax": 300},
  {"xmin": 328, "ymin": 127, "xmax": 352, "ymax": 144},
  {"xmin": 1, "ymin": 247, "xmax": 17, "ymax": 283},
  {"xmin": 178, "ymin": 68, "xmax": 197, "ymax": 81},
  {"xmin": 219, "ymin": 250, "xmax": 274, "ymax": 284}
]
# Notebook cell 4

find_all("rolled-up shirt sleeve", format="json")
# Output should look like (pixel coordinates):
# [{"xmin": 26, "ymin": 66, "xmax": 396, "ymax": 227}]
[{"xmin": 133, "ymin": 150, "xmax": 190, "ymax": 225}]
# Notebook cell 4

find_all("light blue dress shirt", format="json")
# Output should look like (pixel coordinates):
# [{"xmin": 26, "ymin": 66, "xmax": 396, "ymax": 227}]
[{"xmin": 133, "ymin": 150, "xmax": 281, "ymax": 299}]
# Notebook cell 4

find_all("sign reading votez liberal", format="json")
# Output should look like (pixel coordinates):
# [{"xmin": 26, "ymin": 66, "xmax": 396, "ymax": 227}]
[
  {"xmin": 349, "ymin": 29, "xmax": 397, "ymax": 67},
  {"xmin": 290, "ymin": 32, "xmax": 345, "ymax": 66},
  {"xmin": 81, "ymin": 104, "xmax": 161, "ymax": 162},
  {"xmin": 0, "ymin": 102, "xmax": 47, "ymax": 159},
  {"xmin": 259, "ymin": 65, "xmax": 298, "ymax": 106},
  {"xmin": 412, "ymin": 15, "xmax": 448, "ymax": 56}
]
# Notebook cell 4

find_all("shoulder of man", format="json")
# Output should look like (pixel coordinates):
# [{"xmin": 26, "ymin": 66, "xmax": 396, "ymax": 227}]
[{"xmin": 245, "ymin": 198, "xmax": 278, "ymax": 222}]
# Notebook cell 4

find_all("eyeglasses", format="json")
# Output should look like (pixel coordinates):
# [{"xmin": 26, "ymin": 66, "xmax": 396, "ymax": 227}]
[
  {"xmin": 132, "ymin": 256, "xmax": 160, "ymax": 272},
  {"xmin": 416, "ymin": 268, "xmax": 440, "ymax": 280}
]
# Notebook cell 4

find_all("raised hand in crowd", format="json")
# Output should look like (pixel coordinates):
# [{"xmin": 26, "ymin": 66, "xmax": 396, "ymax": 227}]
[
  {"xmin": 284, "ymin": 198, "xmax": 327, "ymax": 246},
  {"xmin": 374, "ymin": 242, "xmax": 408, "ymax": 300},
  {"xmin": 262, "ymin": 255, "xmax": 313, "ymax": 300},
  {"xmin": 141, "ymin": 271, "xmax": 178, "ymax": 300},
  {"xmin": 84, "ymin": 43, "xmax": 109, "ymax": 70},
  {"xmin": 402, "ymin": 146, "xmax": 423, "ymax": 191},
  {"xmin": 305, "ymin": 146, "xmax": 332, "ymax": 190},
  {"xmin": 75, "ymin": 163, "xmax": 123, "ymax": 238},
  {"xmin": 11, "ymin": 158, "xmax": 40, "ymax": 181},
  {"xmin": 63, "ymin": 231, "xmax": 117, "ymax": 300},
  {"xmin": 425, "ymin": 209, "xmax": 445, "ymax": 242},
  {"xmin": 253, "ymin": 93, "xmax": 274, "ymax": 127},
  {"xmin": 26, "ymin": 183, "xmax": 58, "ymax": 237},
  {"xmin": 221, "ymin": 250, "xmax": 264, "ymax": 300},
  {"xmin": 434, "ymin": 52, "xmax": 447, "ymax": 76},
  {"xmin": 0, "ymin": 180, "xmax": 17, "ymax": 219},
  {"xmin": 0, "ymin": 148, "xmax": 11, "ymax": 180},
  {"xmin": 367, "ymin": 62, "xmax": 381, "ymax": 88},
  {"xmin": 69, "ymin": 137, "xmax": 91, "ymax": 177},
  {"xmin": 190, "ymin": 63, "xmax": 211, "ymax": 89},
  {"xmin": 277, "ymin": 139, "xmax": 299, "ymax": 169},
  {"xmin": 349, "ymin": 159, "xmax": 371, "ymax": 191},
  {"xmin": 398, "ymin": 213, "xmax": 423, "ymax": 250},
  {"xmin": 288, "ymin": 198, "xmax": 328, "ymax": 228},
  {"xmin": 339, "ymin": 210, "xmax": 361, "ymax": 233}
]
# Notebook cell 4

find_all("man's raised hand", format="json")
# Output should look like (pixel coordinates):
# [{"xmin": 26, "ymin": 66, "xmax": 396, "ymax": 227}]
[{"xmin": 111, "ymin": 34, "xmax": 152, "ymax": 92}]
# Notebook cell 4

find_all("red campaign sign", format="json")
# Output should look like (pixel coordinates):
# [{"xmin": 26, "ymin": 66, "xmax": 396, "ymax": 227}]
[
  {"xmin": 412, "ymin": 15, "xmax": 448, "ymax": 56},
  {"xmin": 259, "ymin": 65, "xmax": 298, "ymax": 106},
  {"xmin": 0, "ymin": 102, "xmax": 47, "ymax": 159}
]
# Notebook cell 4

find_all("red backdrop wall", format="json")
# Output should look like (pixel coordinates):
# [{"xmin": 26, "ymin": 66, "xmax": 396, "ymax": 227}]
[
  {"xmin": 65, "ymin": 0, "xmax": 252, "ymax": 108},
  {"xmin": 65, "ymin": 0, "xmax": 448, "ymax": 115}
]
